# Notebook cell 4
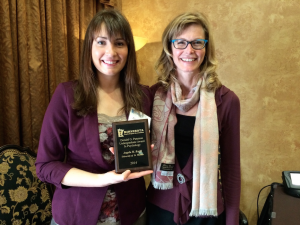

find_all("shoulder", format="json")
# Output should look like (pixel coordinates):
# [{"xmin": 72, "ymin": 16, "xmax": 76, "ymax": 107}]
[
  {"xmin": 56, "ymin": 81, "xmax": 76, "ymax": 95},
  {"xmin": 43, "ymin": 82, "xmax": 77, "ymax": 127},
  {"xmin": 49, "ymin": 81, "xmax": 77, "ymax": 110},
  {"xmin": 150, "ymin": 82, "xmax": 165, "ymax": 96},
  {"xmin": 138, "ymin": 84, "xmax": 152, "ymax": 116},
  {"xmin": 53, "ymin": 81, "xmax": 77, "ymax": 99},
  {"xmin": 139, "ymin": 84, "xmax": 151, "ymax": 97},
  {"xmin": 139, "ymin": 84, "xmax": 153, "ymax": 102},
  {"xmin": 215, "ymin": 85, "xmax": 240, "ymax": 129},
  {"xmin": 215, "ymin": 85, "xmax": 240, "ymax": 109}
]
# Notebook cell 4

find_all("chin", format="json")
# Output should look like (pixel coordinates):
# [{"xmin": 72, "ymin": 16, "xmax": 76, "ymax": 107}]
[{"xmin": 183, "ymin": 68, "xmax": 200, "ymax": 73}]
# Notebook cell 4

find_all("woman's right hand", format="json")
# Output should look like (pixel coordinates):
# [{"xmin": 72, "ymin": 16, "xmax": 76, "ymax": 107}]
[
  {"xmin": 104, "ymin": 169, "xmax": 153, "ymax": 184},
  {"xmin": 61, "ymin": 145, "xmax": 154, "ymax": 187},
  {"xmin": 61, "ymin": 167, "xmax": 153, "ymax": 188},
  {"xmin": 105, "ymin": 146, "xmax": 153, "ymax": 184}
]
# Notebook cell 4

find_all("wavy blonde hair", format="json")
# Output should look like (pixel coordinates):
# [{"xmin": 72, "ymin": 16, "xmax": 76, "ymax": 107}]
[{"xmin": 155, "ymin": 12, "xmax": 221, "ymax": 92}]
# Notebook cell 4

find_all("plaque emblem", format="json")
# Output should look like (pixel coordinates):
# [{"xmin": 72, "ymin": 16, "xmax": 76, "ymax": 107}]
[{"xmin": 117, "ymin": 128, "xmax": 124, "ymax": 137}]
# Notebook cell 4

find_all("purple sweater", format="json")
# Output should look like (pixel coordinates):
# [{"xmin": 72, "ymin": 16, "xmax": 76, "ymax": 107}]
[
  {"xmin": 147, "ymin": 84, "xmax": 241, "ymax": 225},
  {"xmin": 35, "ymin": 81, "xmax": 152, "ymax": 225}
]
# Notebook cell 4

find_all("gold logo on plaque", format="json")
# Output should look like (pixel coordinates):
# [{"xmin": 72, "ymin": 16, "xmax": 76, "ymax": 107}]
[{"xmin": 118, "ymin": 128, "xmax": 124, "ymax": 137}]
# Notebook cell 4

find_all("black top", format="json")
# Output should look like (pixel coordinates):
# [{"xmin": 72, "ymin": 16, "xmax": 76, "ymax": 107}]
[
  {"xmin": 175, "ymin": 114, "xmax": 195, "ymax": 169},
  {"xmin": 148, "ymin": 114, "xmax": 225, "ymax": 225}
]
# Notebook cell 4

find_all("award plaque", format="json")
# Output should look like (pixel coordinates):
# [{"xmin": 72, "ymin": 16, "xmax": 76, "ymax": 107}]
[{"xmin": 112, "ymin": 119, "xmax": 152, "ymax": 173}]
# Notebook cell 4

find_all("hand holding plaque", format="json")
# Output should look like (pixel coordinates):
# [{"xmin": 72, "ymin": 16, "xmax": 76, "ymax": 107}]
[{"xmin": 112, "ymin": 119, "xmax": 152, "ymax": 173}]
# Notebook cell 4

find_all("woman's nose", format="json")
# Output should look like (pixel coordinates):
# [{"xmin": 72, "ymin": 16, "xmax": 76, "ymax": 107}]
[
  {"xmin": 185, "ymin": 43, "xmax": 195, "ymax": 53},
  {"xmin": 105, "ymin": 44, "xmax": 117, "ymax": 56}
]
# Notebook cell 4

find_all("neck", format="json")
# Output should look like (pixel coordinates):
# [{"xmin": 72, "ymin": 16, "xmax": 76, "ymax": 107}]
[
  {"xmin": 97, "ymin": 73, "xmax": 121, "ymax": 92},
  {"xmin": 176, "ymin": 71, "xmax": 201, "ymax": 96}
]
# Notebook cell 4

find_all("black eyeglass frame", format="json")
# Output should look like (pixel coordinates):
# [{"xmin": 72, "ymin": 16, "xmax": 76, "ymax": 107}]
[{"xmin": 170, "ymin": 39, "xmax": 208, "ymax": 50}]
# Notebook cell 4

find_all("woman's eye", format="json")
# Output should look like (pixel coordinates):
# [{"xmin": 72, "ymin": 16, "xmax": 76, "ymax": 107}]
[
  {"xmin": 193, "ymin": 40, "xmax": 204, "ymax": 45},
  {"xmin": 97, "ymin": 40, "xmax": 106, "ymax": 45},
  {"xmin": 177, "ymin": 41, "xmax": 186, "ymax": 45},
  {"xmin": 116, "ymin": 42, "xmax": 126, "ymax": 47}
]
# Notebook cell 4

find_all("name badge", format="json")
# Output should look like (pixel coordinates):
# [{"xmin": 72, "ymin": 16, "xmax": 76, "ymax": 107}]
[
  {"xmin": 160, "ymin": 163, "xmax": 175, "ymax": 171},
  {"xmin": 128, "ymin": 107, "xmax": 151, "ymax": 128},
  {"xmin": 160, "ymin": 163, "xmax": 175, "ymax": 176}
]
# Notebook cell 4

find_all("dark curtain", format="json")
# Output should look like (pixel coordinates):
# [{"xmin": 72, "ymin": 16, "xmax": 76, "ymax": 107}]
[{"xmin": 0, "ymin": 0, "xmax": 115, "ymax": 152}]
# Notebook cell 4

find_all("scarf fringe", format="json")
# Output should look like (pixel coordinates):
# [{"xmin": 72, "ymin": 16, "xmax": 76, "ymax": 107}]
[
  {"xmin": 189, "ymin": 209, "xmax": 218, "ymax": 217},
  {"xmin": 152, "ymin": 181, "xmax": 173, "ymax": 190}
]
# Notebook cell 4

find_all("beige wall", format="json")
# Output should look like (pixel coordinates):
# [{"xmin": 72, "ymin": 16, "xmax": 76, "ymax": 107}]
[{"xmin": 123, "ymin": 1, "xmax": 300, "ymax": 225}]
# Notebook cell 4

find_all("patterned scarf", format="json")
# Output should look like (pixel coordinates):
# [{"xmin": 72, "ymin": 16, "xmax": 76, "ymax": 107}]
[{"xmin": 151, "ymin": 76, "xmax": 219, "ymax": 216}]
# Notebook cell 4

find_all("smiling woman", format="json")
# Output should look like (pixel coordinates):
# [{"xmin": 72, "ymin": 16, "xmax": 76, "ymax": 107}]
[
  {"xmin": 148, "ymin": 12, "xmax": 240, "ymax": 225},
  {"xmin": 92, "ymin": 24, "xmax": 128, "ymax": 78},
  {"xmin": 170, "ymin": 24, "xmax": 206, "ymax": 81},
  {"xmin": 35, "ymin": 9, "xmax": 153, "ymax": 225}
]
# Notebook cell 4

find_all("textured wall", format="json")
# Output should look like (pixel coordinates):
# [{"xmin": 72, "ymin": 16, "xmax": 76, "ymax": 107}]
[{"xmin": 123, "ymin": 1, "xmax": 300, "ymax": 224}]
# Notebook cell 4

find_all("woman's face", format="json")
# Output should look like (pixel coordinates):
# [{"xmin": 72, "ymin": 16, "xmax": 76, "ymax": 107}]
[
  {"xmin": 92, "ymin": 24, "xmax": 128, "ymax": 78},
  {"xmin": 171, "ymin": 24, "xmax": 206, "ymax": 76}
]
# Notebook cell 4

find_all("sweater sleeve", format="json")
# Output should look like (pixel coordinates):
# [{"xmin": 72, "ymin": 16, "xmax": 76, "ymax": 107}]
[
  {"xmin": 219, "ymin": 91, "xmax": 241, "ymax": 225},
  {"xmin": 150, "ymin": 83, "xmax": 161, "ymax": 98},
  {"xmin": 35, "ymin": 83, "xmax": 73, "ymax": 188},
  {"xmin": 140, "ymin": 84, "xmax": 153, "ymax": 117}
]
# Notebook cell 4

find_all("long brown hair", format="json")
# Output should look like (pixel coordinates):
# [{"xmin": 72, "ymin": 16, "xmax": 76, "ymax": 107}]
[
  {"xmin": 73, "ymin": 9, "xmax": 143, "ymax": 116},
  {"xmin": 156, "ymin": 12, "xmax": 221, "ymax": 92}
]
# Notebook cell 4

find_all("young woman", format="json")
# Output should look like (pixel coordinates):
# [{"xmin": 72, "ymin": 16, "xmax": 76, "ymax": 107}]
[
  {"xmin": 147, "ymin": 12, "xmax": 241, "ymax": 225},
  {"xmin": 36, "ymin": 9, "xmax": 152, "ymax": 225}
]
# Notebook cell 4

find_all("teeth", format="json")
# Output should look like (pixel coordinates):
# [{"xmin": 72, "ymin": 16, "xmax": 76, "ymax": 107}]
[
  {"xmin": 181, "ymin": 58, "xmax": 195, "ymax": 62},
  {"xmin": 103, "ymin": 60, "xmax": 116, "ymax": 64}
]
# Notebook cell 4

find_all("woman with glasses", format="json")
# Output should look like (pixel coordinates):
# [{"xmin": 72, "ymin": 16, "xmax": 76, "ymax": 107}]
[
  {"xmin": 35, "ymin": 9, "xmax": 152, "ymax": 225},
  {"xmin": 147, "ymin": 12, "xmax": 240, "ymax": 225}
]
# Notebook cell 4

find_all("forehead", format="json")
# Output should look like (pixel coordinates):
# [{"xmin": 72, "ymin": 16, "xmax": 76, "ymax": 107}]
[
  {"xmin": 174, "ymin": 24, "xmax": 205, "ymax": 39},
  {"xmin": 93, "ymin": 23, "xmax": 122, "ymax": 39}
]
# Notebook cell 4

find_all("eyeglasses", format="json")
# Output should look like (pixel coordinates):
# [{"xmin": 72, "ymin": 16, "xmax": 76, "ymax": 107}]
[{"xmin": 171, "ymin": 39, "xmax": 208, "ymax": 50}]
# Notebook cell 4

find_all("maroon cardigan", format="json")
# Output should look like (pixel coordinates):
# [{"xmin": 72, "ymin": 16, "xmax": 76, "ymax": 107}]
[
  {"xmin": 35, "ymin": 81, "xmax": 152, "ymax": 225},
  {"xmin": 147, "ymin": 84, "xmax": 241, "ymax": 225}
]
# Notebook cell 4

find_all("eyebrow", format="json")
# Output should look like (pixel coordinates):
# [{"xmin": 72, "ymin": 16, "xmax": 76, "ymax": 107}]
[
  {"xmin": 175, "ymin": 38, "xmax": 204, "ymax": 41},
  {"xmin": 95, "ymin": 36, "xmax": 125, "ymax": 41},
  {"xmin": 95, "ymin": 36, "xmax": 108, "ymax": 39}
]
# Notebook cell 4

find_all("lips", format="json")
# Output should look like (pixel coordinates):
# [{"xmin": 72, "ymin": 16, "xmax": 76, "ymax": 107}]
[
  {"xmin": 181, "ymin": 58, "xmax": 196, "ymax": 62},
  {"xmin": 102, "ymin": 60, "xmax": 118, "ymax": 65}
]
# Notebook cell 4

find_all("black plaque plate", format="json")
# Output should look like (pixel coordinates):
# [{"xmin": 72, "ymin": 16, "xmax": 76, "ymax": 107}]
[{"xmin": 112, "ymin": 119, "xmax": 152, "ymax": 173}]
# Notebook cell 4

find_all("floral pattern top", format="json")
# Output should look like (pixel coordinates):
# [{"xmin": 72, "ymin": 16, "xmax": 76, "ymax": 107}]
[{"xmin": 97, "ymin": 114, "xmax": 126, "ymax": 225}]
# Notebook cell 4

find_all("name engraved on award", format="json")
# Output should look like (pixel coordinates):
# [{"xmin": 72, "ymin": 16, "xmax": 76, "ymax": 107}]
[{"xmin": 112, "ymin": 119, "xmax": 152, "ymax": 173}]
